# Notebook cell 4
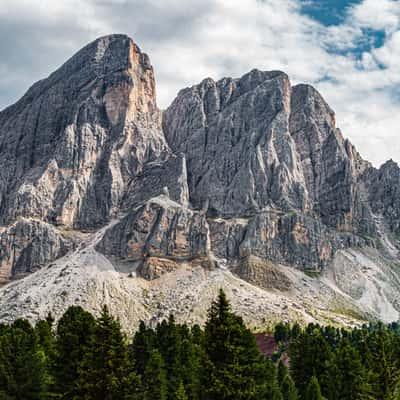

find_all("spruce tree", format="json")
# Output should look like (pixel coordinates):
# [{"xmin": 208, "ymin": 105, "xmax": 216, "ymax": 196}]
[
  {"xmin": 265, "ymin": 359, "xmax": 283, "ymax": 400},
  {"xmin": 325, "ymin": 338, "xmax": 370, "ymax": 400},
  {"xmin": 143, "ymin": 349, "xmax": 167, "ymax": 400},
  {"xmin": 202, "ymin": 289, "xmax": 267, "ymax": 400},
  {"xmin": 368, "ymin": 325, "xmax": 398, "ymax": 399},
  {"xmin": 277, "ymin": 360, "xmax": 289, "ymax": 386},
  {"xmin": 53, "ymin": 305, "xmax": 96, "ymax": 399},
  {"xmin": 0, "ymin": 321, "xmax": 49, "ymax": 399},
  {"xmin": 290, "ymin": 329, "xmax": 331, "ymax": 398},
  {"xmin": 132, "ymin": 321, "xmax": 156, "ymax": 376},
  {"xmin": 280, "ymin": 374, "xmax": 298, "ymax": 400},
  {"xmin": 78, "ymin": 305, "xmax": 137, "ymax": 399},
  {"xmin": 156, "ymin": 316, "xmax": 183, "ymax": 400},
  {"xmin": 174, "ymin": 381, "xmax": 188, "ymax": 400},
  {"xmin": 305, "ymin": 376, "xmax": 326, "ymax": 400}
]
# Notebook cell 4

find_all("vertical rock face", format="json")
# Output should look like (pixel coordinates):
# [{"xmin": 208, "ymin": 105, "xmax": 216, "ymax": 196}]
[
  {"xmin": 289, "ymin": 84, "xmax": 370, "ymax": 231},
  {"xmin": 0, "ymin": 219, "xmax": 74, "ymax": 283},
  {"xmin": 0, "ymin": 34, "xmax": 168, "ymax": 229},
  {"xmin": 363, "ymin": 160, "xmax": 400, "ymax": 235},
  {"xmin": 163, "ymin": 70, "xmax": 309, "ymax": 217}
]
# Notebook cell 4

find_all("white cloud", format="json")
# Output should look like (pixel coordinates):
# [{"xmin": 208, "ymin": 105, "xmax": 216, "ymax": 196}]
[
  {"xmin": 0, "ymin": 0, "xmax": 399, "ymax": 166},
  {"xmin": 349, "ymin": 0, "xmax": 400, "ymax": 33}
]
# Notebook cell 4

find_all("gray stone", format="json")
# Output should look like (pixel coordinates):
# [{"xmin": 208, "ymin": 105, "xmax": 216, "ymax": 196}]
[{"xmin": 0, "ymin": 33, "xmax": 399, "ymax": 297}]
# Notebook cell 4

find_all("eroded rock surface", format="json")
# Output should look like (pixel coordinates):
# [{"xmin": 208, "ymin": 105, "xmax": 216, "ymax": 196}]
[
  {"xmin": 97, "ymin": 195, "xmax": 214, "ymax": 278},
  {"xmin": 0, "ymin": 34, "xmax": 400, "ymax": 326},
  {"xmin": 0, "ymin": 218, "xmax": 74, "ymax": 282}
]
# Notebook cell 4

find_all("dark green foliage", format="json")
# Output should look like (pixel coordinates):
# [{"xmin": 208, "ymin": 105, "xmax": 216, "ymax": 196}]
[
  {"xmin": 277, "ymin": 360, "xmax": 289, "ymax": 386},
  {"xmin": 202, "ymin": 289, "xmax": 268, "ymax": 400},
  {"xmin": 325, "ymin": 338, "xmax": 370, "ymax": 400},
  {"xmin": 274, "ymin": 323, "xmax": 290, "ymax": 343},
  {"xmin": 280, "ymin": 374, "xmax": 298, "ymax": 400},
  {"xmin": 305, "ymin": 376, "xmax": 326, "ymax": 400},
  {"xmin": 53, "ymin": 305, "xmax": 96, "ymax": 399},
  {"xmin": 290, "ymin": 328, "xmax": 332, "ymax": 398},
  {"xmin": 77, "ymin": 305, "xmax": 137, "ymax": 399},
  {"xmin": 265, "ymin": 359, "xmax": 283, "ymax": 400},
  {"xmin": 143, "ymin": 350, "xmax": 167, "ymax": 400},
  {"xmin": 0, "ymin": 292, "xmax": 399, "ymax": 400},
  {"xmin": 0, "ymin": 320, "xmax": 49, "ymax": 399},
  {"xmin": 174, "ymin": 381, "xmax": 188, "ymax": 400}
]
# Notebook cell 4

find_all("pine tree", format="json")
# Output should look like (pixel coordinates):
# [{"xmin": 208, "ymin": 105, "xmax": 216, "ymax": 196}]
[
  {"xmin": 202, "ymin": 289, "xmax": 267, "ymax": 400},
  {"xmin": 156, "ymin": 315, "xmax": 183, "ymax": 400},
  {"xmin": 305, "ymin": 376, "xmax": 326, "ymax": 400},
  {"xmin": 277, "ymin": 360, "xmax": 289, "ymax": 386},
  {"xmin": 280, "ymin": 374, "xmax": 298, "ymax": 400},
  {"xmin": 78, "ymin": 305, "xmax": 137, "ymax": 399},
  {"xmin": 368, "ymin": 325, "xmax": 398, "ymax": 399},
  {"xmin": 325, "ymin": 338, "xmax": 370, "ymax": 400},
  {"xmin": 143, "ymin": 349, "xmax": 167, "ymax": 400},
  {"xmin": 0, "ymin": 321, "xmax": 49, "ymax": 399},
  {"xmin": 265, "ymin": 359, "xmax": 283, "ymax": 400},
  {"xmin": 53, "ymin": 305, "xmax": 97, "ymax": 399},
  {"xmin": 290, "ymin": 329, "xmax": 331, "ymax": 398},
  {"xmin": 174, "ymin": 381, "xmax": 188, "ymax": 400},
  {"xmin": 274, "ymin": 323, "xmax": 290, "ymax": 343},
  {"xmin": 132, "ymin": 320, "xmax": 156, "ymax": 376}
]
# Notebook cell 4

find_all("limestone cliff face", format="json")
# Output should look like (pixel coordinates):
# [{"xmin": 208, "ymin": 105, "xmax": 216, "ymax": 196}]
[
  {"xmin": 162, "ymin": 70, "xmax": 309, "ymax": 217},
  {"xmin": 363, "ymin": 160, "xmax": 400, "ymax": 235},
  {"xmin": 0, "ymin": 33, "xmax": 399, "ymax": 293},
  {"xmin": 0, "ymin": 34, "xmax": 168, "ymax": 230},
  {"xmin": 97, "ymin": 195, "xmax": 213, "ymax": 279},
  {"xmin": 289, "ymin": 84, "xmax": 371, "ymax": 231},
  {"xmin": 0, "ymin": 219, "xmax": 74, "ymax": 283}
]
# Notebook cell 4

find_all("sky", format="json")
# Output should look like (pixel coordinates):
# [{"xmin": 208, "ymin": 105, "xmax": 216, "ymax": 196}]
[{"xmin": 0, "ymin": 0, "xmax": 399, "ymax": 166}]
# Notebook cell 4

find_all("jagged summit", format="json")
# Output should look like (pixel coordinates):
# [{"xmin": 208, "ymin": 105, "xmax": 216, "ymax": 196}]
[
  {"xmin": 0, "ymin": 35, "xmax": 399, "ymax": 329},
  {"xmin": 0, "ymin": 33, "xmax": 166, "ymax": 230}
]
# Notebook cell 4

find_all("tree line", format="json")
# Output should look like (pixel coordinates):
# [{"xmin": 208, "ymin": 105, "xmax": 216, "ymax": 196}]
[{"xmin": 0, "ymin": 289, "xmax": 400, "ymax": 399}]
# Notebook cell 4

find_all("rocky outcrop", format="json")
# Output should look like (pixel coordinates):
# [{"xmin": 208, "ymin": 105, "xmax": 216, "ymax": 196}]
[
  {"xmin": 233, "ymin": 256, "xmax": 292, "ymax": 291},
  {"xmin": 0, "ymin": 218, "xmax": 74, "ymax": 282},
  {"xmin": 97, "ymin": 195, "xmax": 214, "ymax": 278}
]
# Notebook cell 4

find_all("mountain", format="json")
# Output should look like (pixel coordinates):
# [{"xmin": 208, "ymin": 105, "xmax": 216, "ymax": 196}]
[{"xmin": 0, "ymin": 34, "xmax": 399, "ymax": 330}]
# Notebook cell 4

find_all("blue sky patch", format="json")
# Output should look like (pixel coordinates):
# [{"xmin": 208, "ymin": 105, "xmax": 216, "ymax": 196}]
[
  {"xmin": 300, "ymin": 0, "xmax": 386, "ymax": 59},
  {"xmin": 300, "ymin": 0, "xmax": 362, "ymax": 26}
]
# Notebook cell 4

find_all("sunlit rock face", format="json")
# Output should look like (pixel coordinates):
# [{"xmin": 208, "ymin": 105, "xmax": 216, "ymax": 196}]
[{"xmin": 0, "ymin": 34, "xmax": 168, "ymax": 231}]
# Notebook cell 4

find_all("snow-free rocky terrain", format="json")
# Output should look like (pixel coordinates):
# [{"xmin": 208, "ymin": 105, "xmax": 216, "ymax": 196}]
[{"xmin": 0, "ymin": 34, "xmax": 400, "ymax": 331}]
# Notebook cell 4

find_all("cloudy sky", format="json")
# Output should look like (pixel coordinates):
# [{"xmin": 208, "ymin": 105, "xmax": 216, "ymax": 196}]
[{"xmin": 0, "ymin": 0, "xmax": 399, "ymax": 166}]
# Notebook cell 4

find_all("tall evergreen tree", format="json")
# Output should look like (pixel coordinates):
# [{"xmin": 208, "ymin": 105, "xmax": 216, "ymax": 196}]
[
  {"xmin": 280, "ymin": 374, "xmax": 298, "ymax": 400},
  {"xmin": 277, "ymin": 360, "xmax": 289, "ymax": 386},
  {"xmin": 305, "ymin": 376, "xmax": 326, "ymax": 400},
  {"xmin": 290, "ymin": 329, "xmax": 331, "ymax": 398},
  {"xmin": 132, "ymin": 321, "xmax": 156, "ymax": 377},
  {"xmin": 325, "ymin": 338, "xmax": 370, "ymax": 400},
  {"xmin": 78, "ymin": 305, "xmax": 137, "ymax": 400},
  {"xmin": 143, "ymin": 350, "xmax": 167, "ymax": 400},
  {"xmin": 174, "ymin": 381, "xmax": 188, "ymax": 400},
  {"xmin": 368, "ymin": 325, "xmax": 399, "ymax": 399},
  {"xmin": 265, "ymin": 359, "xmax": 283, "ymax": 400},
  {"xmin": 53, "ymin": 306, "xmax": 96, "ymax": 399},
  {"xmin": 202, "ymin": 289, "xmax": 267, "ymax": 400},
  {"xmin": 0, "ymin": 321, "xmax": 48, "ymax": 399}
]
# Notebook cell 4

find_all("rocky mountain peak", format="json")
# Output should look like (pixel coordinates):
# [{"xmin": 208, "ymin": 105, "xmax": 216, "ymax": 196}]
[
  {"xmin": 0, "ymin": 35, "xmax": 400, "ymax": 328},
  {"xmin": 0, "ymin": 34, "xmax": 168, "ymax": 230}
]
